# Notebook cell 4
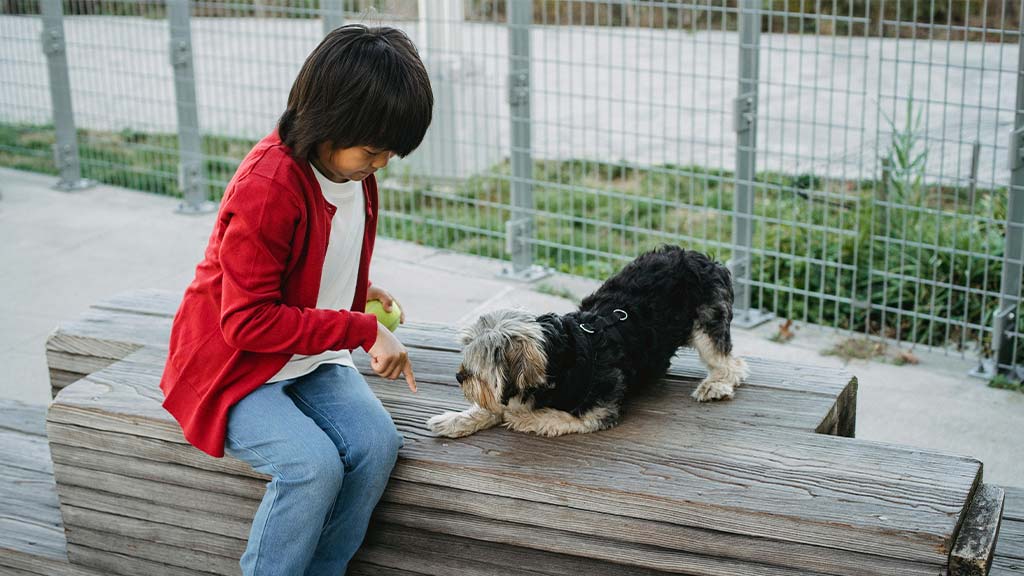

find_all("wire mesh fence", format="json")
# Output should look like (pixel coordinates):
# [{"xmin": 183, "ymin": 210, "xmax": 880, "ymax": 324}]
[{"xmin": 1, "ymin": 0, "xmax": 1022, "ymax": 376}]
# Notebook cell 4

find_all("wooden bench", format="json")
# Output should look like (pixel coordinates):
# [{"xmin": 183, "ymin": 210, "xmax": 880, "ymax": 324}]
[{"xmin": 41, "ymin": 289, "xmax": 1006, "ymax": 575}]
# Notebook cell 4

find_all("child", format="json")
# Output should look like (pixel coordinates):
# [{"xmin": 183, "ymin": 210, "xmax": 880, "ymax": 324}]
[{"xmin": 159, "ymin": 25, "xmax": 432, "ymax": 575}]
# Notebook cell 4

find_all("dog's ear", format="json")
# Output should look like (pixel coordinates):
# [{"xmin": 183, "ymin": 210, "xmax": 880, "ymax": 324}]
[{"xmin": 505, "ymin": 336, "xmax": 547, "ymax": 400}]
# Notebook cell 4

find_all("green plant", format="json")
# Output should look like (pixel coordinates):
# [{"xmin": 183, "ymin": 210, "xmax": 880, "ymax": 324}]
[
  {"xmin": 880, "ymin": 98, "xmax": 928, "ymax": 207},
  {"xmin": 988, "ymin": 374, "xmax": 1023, "ymax": 392},
  {"xmin": 2, "ymin": 122, "xmax": 1018, "ymax": 356},
  {"xmin": 534, "ymin": 283, "xmax": 580, "ymax": 304},
  {"xmin": 822, "ymin": 338, "xmax": 886, "ymax": 362}
]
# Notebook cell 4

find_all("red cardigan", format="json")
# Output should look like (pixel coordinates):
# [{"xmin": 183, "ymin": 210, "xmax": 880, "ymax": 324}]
[{"xmin": 160, "ymin": 131, "xmax": 380, "ymax": 457}]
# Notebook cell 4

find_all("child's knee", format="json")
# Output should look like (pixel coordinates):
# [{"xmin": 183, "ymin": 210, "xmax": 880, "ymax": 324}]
[
  {"xmin": 347, "ymin": 416, "xmax": 402, "ymax": 474},
  {"xmin": 279, "ymin": 441, "xmax": 345, "ymax": 494}
]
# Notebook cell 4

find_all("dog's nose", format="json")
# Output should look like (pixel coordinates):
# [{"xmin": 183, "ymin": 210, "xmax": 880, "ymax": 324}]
[{"xmin": 455, "ymin": 369, "xmax": 467, "ymax": 384}]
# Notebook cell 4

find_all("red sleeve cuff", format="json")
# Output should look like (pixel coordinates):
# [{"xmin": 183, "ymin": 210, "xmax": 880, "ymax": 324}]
[{"xmin": 352, "ymin": 311, "xmax": 380, "ymax": 352}]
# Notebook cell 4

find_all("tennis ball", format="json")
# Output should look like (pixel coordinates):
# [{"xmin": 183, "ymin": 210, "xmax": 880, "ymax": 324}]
[{"xmin": 366, "ymin": 299, "xmax": 401, "ymax": 332}]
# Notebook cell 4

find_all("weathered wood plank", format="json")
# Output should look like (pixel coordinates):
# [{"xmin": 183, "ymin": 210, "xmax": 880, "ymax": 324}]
[
  {"xmin": 48, "ymin": 355, "xmax": 977, "ymax": 569},
  {"xmin": 0, "ymin": 548, "xmax": 107, "ymax": 576},
  {"xmin": 46, "ymin": 350, "xmax": 118, "ymax": 380},
  {"xmin": 48, "ymin": 369, "xmax": 84, "ymax": 396},
  {"xmin": 49, "ymin": 443, "xmax": 266, "ymax": 500},
  {"xmin": 0, "ymin": 466, "xmax": 61, "ymax": 532},
  {"xmin": 55, "ymin": 488, "xmax": 835, "ymax": 576},
  {"xmin": 83, "ymin": 289, "xmax": 857, "ymax": 398},
  {"xmin": 362, "ymin": 523, "xmax": 667, "ymax": 576},
  {"xmin": 46, "ymin": 309, "xmax": 160, "ymax": 358},
  {"xmin": 996, "ymin": 519, "xmax": 1024, "ymax": 561},
  {"xmin": 44, "ymin": 289, "xmax": 996, "ymax": 575},
  {"xmin": 0, "ymin": 517, "xmax": 65, "ymax": 565},
  {"xmin": 348, "ymin": 562, "xmax": 431, "ymax": 576},
  {"xmin": 1004, "ymin": 486, "xmax": 1024, "ymax": 522},
  {"xmin": 814, "ymin": 375, "xmax": 857, "ymax": 438},
  {"xmin": 66, "ymin": 525, "xmax": 238, "ymax": 575},
  {"xmin": 992, "ymin": 555, "xmax": 1024, "ymax": 575},
  {"xmin": 382, "ymin": 479, "xmax": 940, "ymax": 576},
  {"xmin": 54, "ymin": 480, "xmax": 254, "ymax": 541},
  {"xmin": 0, "ymin": 429, "xmax": 53, "ymax": 476},
  {"xmin": 53, "ymin": 471, "xmax": 923, "ymax": 576},
  {"xmin": 66, "ymin": 543, "xmax": 209, "ymax": 576},
  {"xmin": 950, "ymin": 484, "xmax": 1006, "ymax": 576},
  {"xmin": 48, "ymin": 359, "xmax": 848, "ymax": 459},
  {"xmin": 374, "ymin": 503, "xmax": 835, "ymax": 576},
  {"xmin": 49, "ymin": 416, "xmax": 958, "ymax": 573},
  {"xmin": 0, "ymin": 400, "xmax": 47, "ymax": 437},
  {"xmin": 52, "ymin": 463, "xmax": 256, "ymax": 522},
  {"xmin": 48, "ymin": 378, "xmax": 977, "ymax": 565},
  {"xmin": 46, "ymin": 442, "xmax": 942, "ymax": 576},
  {"xmin": 62, "ymin": 505, "xmax": 245, "ymax": 561}
]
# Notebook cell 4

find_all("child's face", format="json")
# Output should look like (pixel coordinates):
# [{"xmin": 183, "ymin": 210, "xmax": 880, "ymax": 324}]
[{"xmin": 316, "ymin": 142, "xmax": 394, "ymax": 182}]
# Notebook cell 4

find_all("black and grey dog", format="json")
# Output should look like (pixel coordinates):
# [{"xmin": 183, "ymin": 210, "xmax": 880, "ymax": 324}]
[{"xmin": 427, "ymin": 245, "xmax": 749, "ymax": 438}]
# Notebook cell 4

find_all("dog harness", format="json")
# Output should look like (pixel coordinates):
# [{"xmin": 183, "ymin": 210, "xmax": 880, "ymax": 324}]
[{"xmin": 579, "ymin": 308, "xmax": 629, "ymax": 345}]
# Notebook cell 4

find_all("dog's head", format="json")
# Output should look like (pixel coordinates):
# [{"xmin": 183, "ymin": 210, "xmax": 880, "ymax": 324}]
[{"xmin": 456, "ymin": 309, "xmax": 548, "ymax": 412}]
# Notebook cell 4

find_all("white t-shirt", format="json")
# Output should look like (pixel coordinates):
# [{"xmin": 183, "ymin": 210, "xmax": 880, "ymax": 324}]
[{"xmin": 267, "ymin": 163, "xmax": 366, "ymax": 383}]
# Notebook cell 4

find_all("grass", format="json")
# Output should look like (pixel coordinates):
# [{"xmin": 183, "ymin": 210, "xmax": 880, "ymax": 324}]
[
  {"xmin": 822, "ymin": 338, "xmax": 887, "ymax": 362},
  {"xmin": 534, "ymin": 283, "xmax": 580, "ymax": 304},
  {"xmin": 0, "ymin": 123, "xmax": 257, "ymax": 200},
  {"xmin": 988, "ymin": 374, "xmax": 1024, "ymax": 392},
  {"xmin": 0, "ymin": 122, "xmax": 1015, "ymax": 356},
  {"xmin": 821, "ymin": 337, "xmax": 920, "ymax": 365}
]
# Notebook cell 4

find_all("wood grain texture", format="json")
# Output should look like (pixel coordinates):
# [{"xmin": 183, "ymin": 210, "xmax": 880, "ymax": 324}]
[
  {"xmin": 65, "ymin": 524, "xmax": 239, "ymax": 575},
  {"xmin": 47, "ymin": 355, "xmax": 977, "ymax": 567},
  {"xmin": 79, "ymin": 289, "xmax": 857, "ymax": 397},
  {"xmin": 991, "ymin": 555, "xmax": 1024, "ymax": 575},
  {"xmin": 0, "ymin": 400, "xmax": 47, "ymax": 437},
  {"xmin": 1004, "ymin": 486, "xmax": 1024, "ymax": 522},
  {"xmin": 0, "ymin": 548, "xmax": 107, "ymax": 576},
  {"xmin": 39, "ymin": 289, "xmax": 1000, "ymax": 575},
  {"xmin": 951, "ymin": 484, "xmax": 1006, "ymax": 576},
  {"xmin": 66, "ymin": 543, "xmax": 212, "ymax": 576},
  {"xmin": 0, "ymin": 410, "xmax": 65, "ymax": 566},
  {"xmin": 996, "ymin": 518, "xmax": 1024, "ymax": 561},
  {"xmin": 44, "ymin": 440, "xmax": 945, "ymax": 576}
]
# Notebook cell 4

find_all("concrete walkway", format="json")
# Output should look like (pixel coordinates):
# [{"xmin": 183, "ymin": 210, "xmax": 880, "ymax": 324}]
[{"xmin": 1, "ymin": 167, "xmax": 1020, "ymax": 486}]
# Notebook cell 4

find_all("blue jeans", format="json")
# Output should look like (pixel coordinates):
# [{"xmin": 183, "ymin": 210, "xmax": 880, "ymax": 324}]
[{"xmin": 225, "ymin": 363, "xmax": 403, "ymax": 576}]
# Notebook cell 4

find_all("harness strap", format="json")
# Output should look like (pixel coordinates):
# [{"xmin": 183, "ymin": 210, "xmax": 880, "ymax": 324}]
[{"xmin": 579, "ymin": 308, "xmax": 628, "ymax": 345}]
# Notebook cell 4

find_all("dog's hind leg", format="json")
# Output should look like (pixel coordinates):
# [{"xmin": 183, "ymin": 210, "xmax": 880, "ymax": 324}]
[
  {"xmin": 427, "ymin": 404, "xmax": 503, "ymax": 438},
  {"xmin": 690, "ymin": 302, "xmax": 750, "ymax": 402}
]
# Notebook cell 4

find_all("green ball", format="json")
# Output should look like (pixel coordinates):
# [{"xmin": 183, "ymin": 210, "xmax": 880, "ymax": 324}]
[{"xmin": 366, "ymin": 299, "xmax": 401, "ymax": 332}]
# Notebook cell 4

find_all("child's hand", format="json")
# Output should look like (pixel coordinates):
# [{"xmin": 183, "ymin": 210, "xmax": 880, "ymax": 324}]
[
  {"xmin": 368, "ymin": 324, "xmax": 417, "ymax": 393},
  {"xmin": 367, "ymin": 285, "xmax": 405, "ymax": 325}
]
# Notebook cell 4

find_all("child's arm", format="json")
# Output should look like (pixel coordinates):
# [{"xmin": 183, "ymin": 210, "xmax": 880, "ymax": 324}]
[{"xmin": 217, "ymin": 175, "xmax": 378, "ymax": 355}]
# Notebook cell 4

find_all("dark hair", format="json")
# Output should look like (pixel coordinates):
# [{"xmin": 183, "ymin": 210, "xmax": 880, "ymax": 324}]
[{"xmin": 278, "ymin": 25, "xmax": 433, "ymax": 160}]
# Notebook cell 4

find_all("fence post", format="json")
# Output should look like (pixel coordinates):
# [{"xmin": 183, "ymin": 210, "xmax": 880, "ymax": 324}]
[
  {"xmin": 991, "ymin": 33, "xmax": 1024, "ymax": 376},
  {"xmin": 168, "ymin": 0, "xmax": 214, "ymax": 214},
  {"xmin": 40, "ymin": 0, "xmax": 91, "ymax": 192},
  {"xmin": 730, "ymin": 0, "xmax": 772, "ymax": 327},
  {"xmin": 322, "ymin": 0, "xmax": 344, "ymax": 35},
  {"xmin": 410, "ymin": 0, "xmax": 461, "ymax": 180},
  {"xmin": 502, "ymin": 0, "xmax": 546, "ymax": 281}
]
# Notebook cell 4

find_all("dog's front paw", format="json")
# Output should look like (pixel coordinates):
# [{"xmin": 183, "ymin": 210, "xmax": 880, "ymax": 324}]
[
  {"xmin": 427, "ymin": 411, "xmax": 478, "ymax": 438},
  {"xmin": 692, "ymin": 379, "xmax": 735, "ymax": 402}
]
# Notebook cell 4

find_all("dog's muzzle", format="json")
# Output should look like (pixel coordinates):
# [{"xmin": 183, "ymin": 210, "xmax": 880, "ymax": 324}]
[{"xmin": 456, "ymin": 368, "xmax": 469, "ymax": 384}]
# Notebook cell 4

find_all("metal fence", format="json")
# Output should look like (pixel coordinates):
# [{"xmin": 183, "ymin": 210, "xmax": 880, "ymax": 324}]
[{"xmin": 2, "ymin": 0, "xmax": 1023, "ymax": 377}]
